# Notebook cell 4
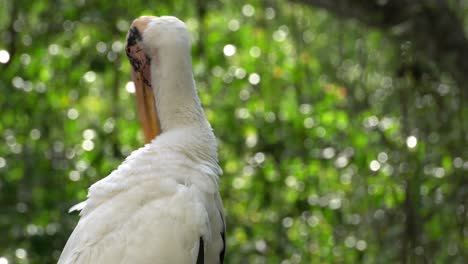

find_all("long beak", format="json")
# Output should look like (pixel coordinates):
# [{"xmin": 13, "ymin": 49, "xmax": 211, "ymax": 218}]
[
  {"xmin": 126, "ymin": 16, "xmax": 161, "ymax": 143},
  {"xmin": 132, "ymin": 69, "xmax": 160, "ymax": 143}
]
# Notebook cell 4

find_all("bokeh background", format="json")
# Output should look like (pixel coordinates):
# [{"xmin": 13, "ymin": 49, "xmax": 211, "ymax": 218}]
[{"xmin": 0, "ymin": 0, "xmax": 467, "ymax": 263}]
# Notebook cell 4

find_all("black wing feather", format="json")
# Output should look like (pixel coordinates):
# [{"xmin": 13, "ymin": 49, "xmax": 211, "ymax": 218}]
[
  {"xmin": 220, "ymin": 231, "xmax": 225, "ymax": 263},
  {"xmin": 196, "ymin": 237, "xmax": 204, "ymax": 264}
]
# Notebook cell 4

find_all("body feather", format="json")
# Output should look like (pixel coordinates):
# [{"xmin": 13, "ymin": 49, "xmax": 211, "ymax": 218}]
[{"xmin": 59, "ymin": 127, "xmax": 225, "ymax": 264}]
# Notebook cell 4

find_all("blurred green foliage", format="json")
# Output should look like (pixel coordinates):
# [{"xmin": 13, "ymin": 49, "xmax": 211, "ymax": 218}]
[{"xmin": 0, "ymin": 0, "xmax": 467, "ymax": 263}]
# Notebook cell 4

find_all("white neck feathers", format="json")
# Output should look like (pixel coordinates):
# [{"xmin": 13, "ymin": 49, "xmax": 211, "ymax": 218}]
[
  {"xmin": 149, "ymin": 47, "xmax": 219, "ymax": 168},
  {"xmin": 151, "ymin": 46, "xmax": 207, "ymax": 132}
]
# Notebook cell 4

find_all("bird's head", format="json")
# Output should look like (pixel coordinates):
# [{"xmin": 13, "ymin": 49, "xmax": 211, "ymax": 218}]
[{"xmin": 125, "ymin": 16, "xmax": 191, "ymax": 143}]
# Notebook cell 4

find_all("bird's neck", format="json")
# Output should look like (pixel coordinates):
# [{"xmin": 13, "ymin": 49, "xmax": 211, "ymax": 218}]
[
  {"xmin": 149, "ymin": 49, "xmax": 219, "ymax": 169},
  {"xmin": 151, "ymin": 48, "xmax": 207, "ymax": 132}
]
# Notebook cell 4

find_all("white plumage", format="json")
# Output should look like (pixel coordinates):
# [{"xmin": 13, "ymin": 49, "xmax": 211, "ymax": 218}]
[{"xmin": 59, "ymin": 16, "xmax": 225, "ymax": 264}]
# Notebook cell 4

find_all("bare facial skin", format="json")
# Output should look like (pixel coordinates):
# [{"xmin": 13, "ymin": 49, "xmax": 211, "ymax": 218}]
[{"xmin": 126, "ymin": 17, "xmax": 161, "ymax": 143}]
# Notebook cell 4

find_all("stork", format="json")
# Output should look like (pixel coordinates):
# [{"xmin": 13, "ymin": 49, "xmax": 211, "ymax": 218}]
[{"xmin": 58, "ymin": 16, "xmax": 225, "ymax": 264}]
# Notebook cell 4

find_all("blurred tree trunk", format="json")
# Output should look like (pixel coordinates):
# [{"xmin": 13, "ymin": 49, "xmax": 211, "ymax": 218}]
[{"xmin": 293, "ymin": 0, "xmax": 468, "ymax": 99}]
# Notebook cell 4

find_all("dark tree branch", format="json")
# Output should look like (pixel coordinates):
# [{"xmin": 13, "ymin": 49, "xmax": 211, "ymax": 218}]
[{"xmin": 294, "ymin": 0, "xmax": 468, "ymax": 98}]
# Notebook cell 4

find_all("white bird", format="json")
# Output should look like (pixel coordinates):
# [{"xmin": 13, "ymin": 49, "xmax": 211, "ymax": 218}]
[{"xmin": 58, "ymin": 16, "xmax": 225, "ymax": 264}]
